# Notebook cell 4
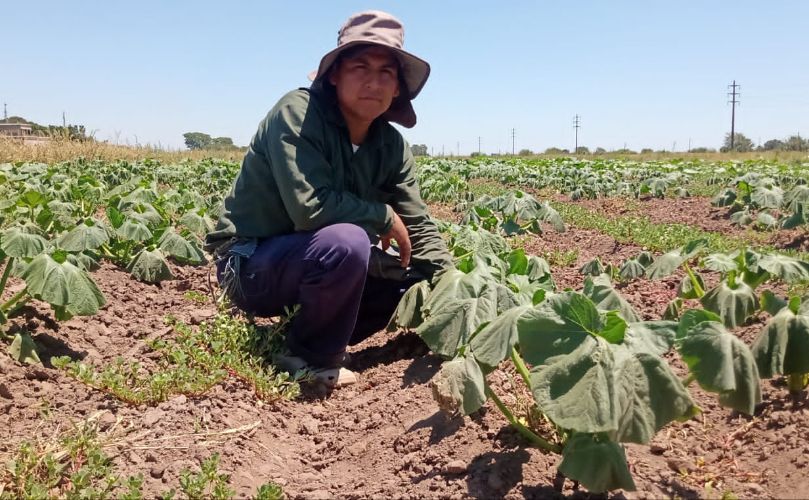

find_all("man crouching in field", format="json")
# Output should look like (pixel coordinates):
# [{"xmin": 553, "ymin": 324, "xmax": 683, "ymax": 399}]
[{"xmin": 204, "ymin": 11, "xmax": 452, "ymax": 388}]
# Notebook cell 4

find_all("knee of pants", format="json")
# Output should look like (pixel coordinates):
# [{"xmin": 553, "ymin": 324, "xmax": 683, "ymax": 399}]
[{"xmin": 313, "ymin": 223, "xmax": 371, "ymax": 270}]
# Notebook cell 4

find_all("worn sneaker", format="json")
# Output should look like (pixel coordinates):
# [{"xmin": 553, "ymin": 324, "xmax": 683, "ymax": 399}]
[{"xmin": 274, "ymin": 354, "xmax": 358, "ymax": 388}]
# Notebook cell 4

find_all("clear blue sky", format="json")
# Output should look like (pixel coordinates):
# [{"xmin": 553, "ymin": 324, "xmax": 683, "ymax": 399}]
[{"xmin": 3, "ymin": 1, "xmax": 808, "ymax": 154}]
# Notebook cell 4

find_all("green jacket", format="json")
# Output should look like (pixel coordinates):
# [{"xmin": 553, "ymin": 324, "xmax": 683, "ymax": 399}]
[{"xmin": 205, "ymin": 86, "xmax": 452, "ymax": 280}]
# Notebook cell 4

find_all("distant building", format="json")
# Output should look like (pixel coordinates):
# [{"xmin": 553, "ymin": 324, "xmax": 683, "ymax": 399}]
[
  {"xmin": 0, "ymin": 123, "xmax": 50, "ymax": 145},
  {"xmin": 0, "ymin": 123, "xmax": 33, "ymax": 137}
]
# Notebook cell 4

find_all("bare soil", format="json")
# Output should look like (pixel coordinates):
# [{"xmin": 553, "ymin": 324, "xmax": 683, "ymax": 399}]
[{"xmin": 1, "ymin": 201, "xmax": 808, "ymax": 499}]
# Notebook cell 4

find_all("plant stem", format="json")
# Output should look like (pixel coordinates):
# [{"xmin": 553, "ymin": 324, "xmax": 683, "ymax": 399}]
[
  {"xmin": 1, "ymin": 289, "xmax": 29, "ymax": 314},
  {"xmin": 0, "ymin": 257, "xmax": 13, "ymax": 296},
  {"xmin": 683, "ymin": 263, "xmax": 705, "ymax": 298},
  {"xmin": 681, "ymin": 373, "xmax": 696, "ymax": 387},
  {"xmin": 484, "ymin": 384, "xmax": 561, "ymax": 454},
  {"xmin": 788, "ymin": 373, "xmax": 809, "ymax": 394},
  {"xmin": 510, "ymin": 346, "xmax": 532, "ymax": 389}
]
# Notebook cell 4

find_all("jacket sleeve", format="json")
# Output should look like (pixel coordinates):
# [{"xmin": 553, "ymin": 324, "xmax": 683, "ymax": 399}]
[
  {"xmin": 389, "ymin": 143, "xmax": 454, "ymax": 279},
  {"xmin": 263, "ymin": 93, "xmax": 394, "ymax": 234}
]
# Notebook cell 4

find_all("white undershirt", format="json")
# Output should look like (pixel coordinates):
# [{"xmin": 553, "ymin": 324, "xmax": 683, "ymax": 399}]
[{"xmin": 352, "ymin": 143, "xmax": 359, "ymax": 153}]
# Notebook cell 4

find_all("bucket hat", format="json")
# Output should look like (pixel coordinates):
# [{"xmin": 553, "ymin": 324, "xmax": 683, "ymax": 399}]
[{"xmin": 308, "ymin": 10, "xmax": 429, "ymax": 128}]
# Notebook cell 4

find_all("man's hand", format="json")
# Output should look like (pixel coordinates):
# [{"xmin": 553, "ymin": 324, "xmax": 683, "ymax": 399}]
[{"xmin": 381, "ymin": 211, "xmax": 411, "ymax": 268}]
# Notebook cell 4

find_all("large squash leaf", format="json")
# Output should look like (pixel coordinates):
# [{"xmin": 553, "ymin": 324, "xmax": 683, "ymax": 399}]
[
  {"xmin": 700, "ymin": 280, "xmax": 758, "ymax": 329},
  {"xmin": 21, "ymin": 253, "xmax": 106, "ymax": 318},
  {"xmin": 583, "ymin": 274, "xmax": 640, "ymax": 322},
  {"xmin": 677, "ymin": 320, "xmax": 761, "ymax": 414},
  {"xmin": 430, "ymin": 353, "xmax": 487, "ymax": 415},
  {"xmin": 558, "ymin": 434, "xmax": 636, "ymax": 493},
  {"xmin": 530, "ymin": 339, "xmax": 695, "ymax": 443},
  {"xmin": 127, "ymin": 249, "xmax": 173, "ymax": 283},
  {"xmin": 751, "ymin": 299, "xmax": 809, "ymax": 379},
  {"xmin": 56, "ymin": 218, "xmax": 110, "ymax": 252},
  {"xmin": 1, "ymin": 225, "xmax": 48, "ymax": 258},
  {"xmin": 158, "ymin": 227, "xmax": 204, "ymax": 263}
]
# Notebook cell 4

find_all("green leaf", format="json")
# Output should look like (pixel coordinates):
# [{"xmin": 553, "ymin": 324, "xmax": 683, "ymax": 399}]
[
  {"xmin": 127, "ymin": 249, "xmax": 173, "ymax": 283},
  {"xmin": 662, "ymin": 298, "xmax": 682, "ymax": 320},
  {"xmin": 619, "ymin": 259, "xmax": 645, "ymax": 281},
  {"xmin": 387, "ymin": 280, "xmax": 430, "ymax": 331},
  {"xmin": 115, "ymin": 219, "xmax": 153, "ymax": 242},
  {"xmin": 1, "ymin": 225, "xmax": 48, "ymax": 258},
  {"xmin": 636, "ymin": 251, "xmax": 654, "ymax": 268},
  {"xmin": 558, "ymin": 434, "xmax": 636, "ymax": 493},
  {"xmin": 677, "ymin": 272, "xmax": 705, "ymax": 300},
  {"xmin": 644, "ymin": 250, "xmax": 684, "ymax": 280},
  {"xmin": 9, "ymin": 332, "xmax": 41, "ymax": 365},
  {"xmin": 517, "ymin": 292, "xmax": 602, "ymax": 366},
  {"xmin": 158, "ymin": 227, "xmax": 204, "ymax": 263},
  {"xmin": 579, "ymin": 258, "xmax": 604, "ymax": 277},
  {"xmin": 751, "ymin": 305, "xmax": 809, "ymax": 379},
  {"xmin": 505, "ymin": 249, "xmax": 528, "ymax": 275},
  {"xmin": 56, "ymin": 218, "xmax": 110, "ymax": 252},
  {"xmin": 676, "ymin": 308, "xmax": 722, "ymax": 340},
  {"xmin": 760, "ymin": 290, "xmax": 788, "ymax": 316},
  {"xmin": 583, "ymin": 274, "xmax": 640, "ymax": 323},
  {"xmin": 525, "ymin": 255, "xmax": 551, "ymax": 281},
  {"xmin": 531, "ymin": 339, "xmax": 695, "ymax": 443},
  {"xmin": 21, "ymin": 254, "xmax": 106, "ymax": 317},
  {"xmin": 179, "ymin": 211, "xmax": 214, "ymax": 236},
  {"xmin": 678, "ymin": 321, "xmax": 761, "ymax": 414},
  {"xmin": 702, "ymin": 253, "xmax": 739, "ymax": 273},
  {"xmin": 623, "ymin": 321, "xmax": 678, "ymax": 356},
  {"xmin": 417, "ymin": 281, "xmax": 498, "ymax": 358},
  {"xmin": 469, "ymin": 305, "xmax": 531, "ymax": 370},
  {"xmin": 757, "ymin": 254, "xmax": 809, "ymax": 284},
  {"xmin": 700, "ymin": 281, "xmax": 759, "ymax": 329},
  {"xmin": 430, "ymin": 353, "xmax": 487, "ymax": 415}
]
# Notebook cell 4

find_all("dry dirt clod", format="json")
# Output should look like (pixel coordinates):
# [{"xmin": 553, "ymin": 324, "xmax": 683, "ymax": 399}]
[
  {"xmin": 142, "ymin": 408, "xmax": 164, "ymax": 427},
  {"xmin": 299, "ymin": 416, "xmax": 320, "ymax": 435},
  {"xmin": 0, "ymin": 383, "xmax": 13, "ymax": 400},
  {"xmin": 444, "ymin": 460, "xmax": 467, "ymax": 475},
  {"xmin": 150, "ymin": 464, "xmax": 166, "ymax": 479}
]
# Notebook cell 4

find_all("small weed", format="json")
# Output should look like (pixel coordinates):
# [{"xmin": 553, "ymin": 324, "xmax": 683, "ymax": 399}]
[
  {"xmin": 0, "ymin": 421, "xmax": 142, "ymax": 499},
  {"xmin": 541, "ymin": 248, "xmax": 579, "ymax": 267},
  {"xmin": 255, "ymin": 482, "xmax": 285, "ymax": 500},
  {"xmin": 183, "ymin": 290, "xmax": 208, "ymax": 305},
  {"xmin": 54, "ymin": 306, "xmax": 304, "ymax": 406}
]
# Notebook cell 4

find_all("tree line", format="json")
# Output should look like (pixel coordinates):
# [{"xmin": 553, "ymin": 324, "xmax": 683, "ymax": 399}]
[{"xmin": 409, "ymin": 133, "xmax": 806, "ymax": 157}]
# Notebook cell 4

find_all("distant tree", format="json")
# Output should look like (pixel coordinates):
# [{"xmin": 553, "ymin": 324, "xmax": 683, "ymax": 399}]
[
  {"xmin": 0, "ymin": 115, "xmax": 30, "ymax": 124},
  {"xmin": 721, "ymin": 133, "xmax": 754, "ymax": 152},
  {"xmin": 575, "ymin": 146, "xmax": 590, "ymax": 155},
  {"xmin": 594, "ymin": 147, "xmax": 607, "ymax": 154},
  {"xmin": 784, "ymin": 135, "xmax": 807, "ymax": 152},
  {"xmin": 640, "ymin": 148, "xmax": 654, "ymax": 154},
  {"xmin": 183, "ymin": 132, "xmax": 213, "ymax": 150},
  {"xmin": 210, "ymin": 136, "xmax": 235, "ymax": 149},
  {"xmin": 470, "ymin": 151, "xmax": 485, "ymax": 157},
  {"xmin": 410, "ymin": 143, "xmax": 428, "ymax": 156},
  {"xmin": 761, "ymin": 139, "xmax": 784, "ymax": 151},
  {"xmin": 543, "ymin": 147, "xmax": 568, "ymax": 155},
  {"xmin": 613, "ymin": 148, "xmax": 636, "ymax": 154},
  {"xmin": 689, "ymin": 147, "xmax": 715, "ymax": 153},
  {"xmin": 518, "ymin": 148, "xmax": 533, "ymax": 156}
]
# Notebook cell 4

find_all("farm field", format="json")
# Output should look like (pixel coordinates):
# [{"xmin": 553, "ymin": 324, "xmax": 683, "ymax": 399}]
[{"xmin": 2, "ymin": 156, "xmax": 809, "ymax": 499}]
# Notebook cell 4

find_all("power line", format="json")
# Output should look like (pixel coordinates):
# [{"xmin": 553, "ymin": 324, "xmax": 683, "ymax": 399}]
[
  {"xmin": 728, "ymin": 80, "xmax": 740, "ymax": 149},
  {"xmin": 573, "ymin": 114, "xmax": 581, "ymax": 153}
]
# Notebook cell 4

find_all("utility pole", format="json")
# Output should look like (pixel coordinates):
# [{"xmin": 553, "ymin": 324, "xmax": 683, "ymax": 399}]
[
  {"xmin": 3, "ymin": 103, "xmax": 7, "ymax": 121},
  {"xmin": 510, "ymin": 128, "xmax": 515, "ymax": 155},
  {"xmin": 688, "ymin": 138, "xmax": 692, "ymax": 153},
  {"xmin": 62, "ymin": 111, "xmax": 66, "ymax": 128},
  {"xmin": 457, "ymin": 141, "xmax": 460, "ymax": 156},
  {"xmin": 478, "ymin": 136, "xmax": 481, "ymax": 155},
  {"xmin": 573, "ymin": 115, "xmax": 581, "ymax": 153},
  {"xmin": 728, "ymin": 80, "xmax": 740, "ymax": 149}
]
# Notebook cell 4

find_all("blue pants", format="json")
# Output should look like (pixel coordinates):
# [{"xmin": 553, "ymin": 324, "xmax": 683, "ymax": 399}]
[{"xmin": 217, "ymin": 224, "xmax": 419, "ymax": 366}]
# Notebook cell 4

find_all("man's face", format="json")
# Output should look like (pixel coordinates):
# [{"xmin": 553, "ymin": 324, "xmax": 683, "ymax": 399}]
[{"xmin": 329, "ymin": 45, "xmax": 401, "ymax": 125}]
